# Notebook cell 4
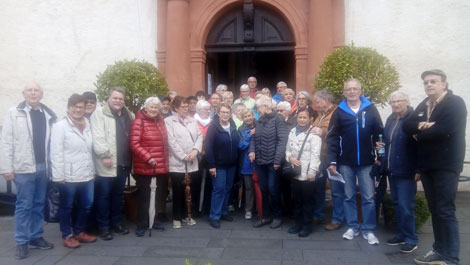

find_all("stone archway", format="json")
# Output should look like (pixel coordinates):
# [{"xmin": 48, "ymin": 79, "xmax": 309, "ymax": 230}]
[{"xmin": 157, "ymin": 0, "xmax": 344, "ymax": 96}]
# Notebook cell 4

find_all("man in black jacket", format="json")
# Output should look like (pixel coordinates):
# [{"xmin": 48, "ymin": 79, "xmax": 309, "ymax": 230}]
[{"xmin": 404, "ymin": 69, "xmax": 466, "ymax": 265}]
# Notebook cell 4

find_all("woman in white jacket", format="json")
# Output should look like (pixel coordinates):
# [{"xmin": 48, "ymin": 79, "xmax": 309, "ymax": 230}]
[
  {"xmin": 285, "ymin": 107, "xmax": 322, "ymax": 237},
  {"xmin": 50, "ymin": 94, "xmax": 96, "ymax": 248}
]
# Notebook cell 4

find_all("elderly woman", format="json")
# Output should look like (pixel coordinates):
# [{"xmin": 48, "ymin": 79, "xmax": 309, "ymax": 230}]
[
  {"xmin": 378, "ymin": 91, "xmax": 418, "ymax": 253},
  {"xmin": 223, "ymin": 91, "xmax": 234, "ymax": 106},
  {"xmin": 276, "ymin": 101, "xmax": 295, "ymax": 128},
  {"xmin": 130, "ymin": 97, "xmax": 169, "ymax": 237},
  {"xmin": 51, "ymin": 94, "xmax": 96, "ymax": 248},
  {"xmin": 205, "ymin": 103, "xmax": 240, "ymax": 228},
  {"xmin": 195, "ymin": 100, "xmax": 212, "ymax": 213},
  {"xmin": 282, "ymin": 88, "xmax": 297, "ymax": 114},
  {"xmin": 209, "ymin": 93, "xmax": 222, "ymax": 119},
  {"xmin": 231, "ymin": 103, "xmax": 246, "ymax": 129},
  {"xmin": 249, "ymin": 95, "xmax": 288, "ymax": 228},
  {"xmin": 290, "ymin": 90, "xmax": 314, "ymax": 121},
  {"xmin": 164, "ymin": 96, "xmax": 203, "ymax": 228}
]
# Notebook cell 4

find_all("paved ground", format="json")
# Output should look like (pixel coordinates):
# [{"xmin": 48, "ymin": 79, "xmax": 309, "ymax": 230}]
[{"xmin": 0, "ymin": 192, "xmax": 469, "ymax": 265}]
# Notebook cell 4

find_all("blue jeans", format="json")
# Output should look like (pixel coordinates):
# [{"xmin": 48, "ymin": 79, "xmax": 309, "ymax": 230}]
[
  {"xmin": 210, "ymin": 166, "xmax": 236, "ymax": 220},
  {"xmin": 329, "ymin": 177, "xmax": 345, "ymax": 224},
  {"xmin": 95, "ymin": 166, "xmax": 130, "ymax": 230},
  {"xmin": 313, "ymin": 171, "xmax": 326, "ymax": 220},
  {"xmin": 340, "ymin": 164, "xmax": 375, "ymax": 232},
  {"xmin": 59, "ymin": 180, "xmax": 94, "ymax": 238},
  {"xmin": 389, "ymin": 174, "xmax": 418, "ymax": 245},
  {"xmin": 255, "ymin": 164, "xmax": 281, "ymax": 219},
  {"xmin": 13, "ymin": 163, "xmax": 48, "ymax": 245},
  {"xmin": 421, "ymin": 170, "xmax": 459, "ymax": 264}
]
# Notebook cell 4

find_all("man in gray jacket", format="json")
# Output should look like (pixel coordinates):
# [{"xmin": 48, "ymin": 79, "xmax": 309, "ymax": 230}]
[{"xmin": 0, "ymin": 82, "xmax": 56, "ymax": 259}]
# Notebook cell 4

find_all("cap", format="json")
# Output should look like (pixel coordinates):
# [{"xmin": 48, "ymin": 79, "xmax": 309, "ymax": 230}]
[
  {"xmin": 421, "ymin": 69, "xmax": 447, "ymax": 81},
  {"xmin": 82, "ymin": 91, "xmax": 97, "ymax": 101}
]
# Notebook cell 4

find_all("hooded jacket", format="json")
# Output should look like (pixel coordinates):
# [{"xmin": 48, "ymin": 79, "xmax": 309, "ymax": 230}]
[
  {"xmin": 327, "ymin": 96, "xmax": 383, "ymax": 167},
  {"xmin": 238, "ymin": 122, "xmax": 255, "ymax": 174},
  {"xmin": 0, "ymin": 101, "xmax": 57, "ymax": 174},
  {"xmin": 130, "ymin": 110, "xmax": 169, "ymax": 176}
]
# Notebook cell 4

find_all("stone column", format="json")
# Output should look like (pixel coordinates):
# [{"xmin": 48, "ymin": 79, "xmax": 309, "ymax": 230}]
[
  {"xmin": 156, "ymin": 0, "xmax": 167, "ymax": 74},
  {"xmin": 165, "ymin": 0, "xmax": 191, "ymax": 95},
  {"xmin": 307, "ymin": 0, "xmax": 334, "ymax": 90},
  {"xmin": 295, "ymin": 46, "xmax": 309, "ymax": 91}
]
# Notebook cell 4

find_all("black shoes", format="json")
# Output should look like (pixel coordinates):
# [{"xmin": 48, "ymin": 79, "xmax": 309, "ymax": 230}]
[
  {"xmin": 221, "ymin": 215, "xmax": 234, "ymax": 222},
  {"xmin": 253, "ymin": 218, "xmax": 272, "ymax": 228},
  {"xmin": 270, "ymin": 219, "xmax": 282, "ymax": 229},
  {"xmin": 298, "ymin": 225, "xmax": 312, "ymax": 237},
  {"xmin": 158, "ymin": 213, "xmax": 169, "ymax": 223},
  {"xmin": 400, "ymin": 243, "xmax": 417, "ymax": 253},
  {"xmin": 15, "ymin": 244, "xmax": 28, "ymax": 259},
  {"xmin": 209, "ymin": 219, "xmax": 221, "ymax": 229},
  {"xmin": 99, "ymin": 230, "xmax": 114, "ymax": 241},
  {"xmin": 288, "ymin": 224, "xmax": 302, "ymax": 234},
  {"xmin": 386, "ymin": 237, "xmax": 405, "ymax": 246},
  {"xmin": 152, "ymin": 222, "xmax": 165, "ymax": 231},
  {"xmin": 29, "ymin": 237, "xmax": 54, "ymax": 250},
  {"xmin": 112, "ymin": 225, "xmax": 129, "ymax": 235},
  {"xmin": 135, "ymin": 227, "xmax": 146, "ymax": 237}
]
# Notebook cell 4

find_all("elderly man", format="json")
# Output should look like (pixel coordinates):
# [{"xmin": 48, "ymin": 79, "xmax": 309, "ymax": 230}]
[
  {"xmin": 327, "ymin": 78, "xmax": 383, "ymax": 245},
  {"xmin": 311, "ymin": 90, "xmax": 343, "ymax": 231},
  {"xmin": 404, "ymin": 70, "xmax": 466, "ymax": 265},
  {"xmin": 273, "ymin": 81, "xmax": 287, "ymax": 103},
  {"xmin": 247, "ymin": 76, "xmax": 259, "ymax": 98},
  {"xmin": 234, "ymin": 84, "xmax": 256, "ymax": 110},
  {"xmin": 90, "ymin": 86, "xmax": 135, "ymax": 241},
  {"xmin": 0, "ymin": 82, "xmax": 56, "ymax": 259},
  {"xmin": 215, "ymin": 84, "xmax": 228, "ymax": 95}
]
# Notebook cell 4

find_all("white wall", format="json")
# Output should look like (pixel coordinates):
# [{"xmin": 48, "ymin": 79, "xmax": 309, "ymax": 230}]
[
  {"xmin": 345, "ymin": 0, "xmax": 470, "ymax": 160},
  {"xmin": 0, "ymin": 0, "xmax": 158, "ymax": 120}
]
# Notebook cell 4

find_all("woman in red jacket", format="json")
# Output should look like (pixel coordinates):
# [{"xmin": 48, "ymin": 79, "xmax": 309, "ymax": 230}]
[{"xmin": 130, "ymin": 97, "xmax": 169, "ymax": 237}]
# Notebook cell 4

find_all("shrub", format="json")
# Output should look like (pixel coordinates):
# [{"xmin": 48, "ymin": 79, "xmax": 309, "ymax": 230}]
[
  {"xmin": 382, "ymin": 192, "xmax": 430, "ymax": 231},
  {"xmin": 314, "ymin": 44, "xmax": 400, "ymax": 106},
  {"xmin": 95, "ymin": 59, "xmax": 168, "ymax": 113}
]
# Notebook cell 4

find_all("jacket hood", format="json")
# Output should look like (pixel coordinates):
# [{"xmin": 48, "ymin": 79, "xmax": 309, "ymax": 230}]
[
  {"xmin": 17, "ymin": 101, "xmax": 57, "ymax": 122},
  {"xmin": 338, "ymin": 96, "xmax": 373, "ymax": 116}
]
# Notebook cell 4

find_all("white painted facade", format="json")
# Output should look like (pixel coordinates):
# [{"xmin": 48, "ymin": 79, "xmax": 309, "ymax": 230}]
[{"xmin": 0, "ymin": 0, "xmax": 468, "ymax": 159}]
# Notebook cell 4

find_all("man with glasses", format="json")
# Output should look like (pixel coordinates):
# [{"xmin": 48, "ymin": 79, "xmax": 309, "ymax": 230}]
[
  {"xmin": 404, "ymin": 70, "xmax": 466, "ymax": 265},
  {"xmin": 235, "ymin": 84, "xmax": 256, "ymax": 110},
  {"xmin": 83, "ymin": 91, "xmax": 97, "ymax": 118},
  {"xmin": 247, "ymin": 76, "xmax": 259, "ymax": 98},
  {"xmin": 327, "ymin": 78, "xmax": 383, "ymax": 245},
  {"xmin": 0, "ymin": 82, "xmax": 57, "ymax": 259},
  {"xmin": 273, "ymin": 81, "xmax": 287, "ymax": 103}
]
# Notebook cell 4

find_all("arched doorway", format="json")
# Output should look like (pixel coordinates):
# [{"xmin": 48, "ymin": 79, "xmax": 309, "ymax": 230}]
[{"xmin": 205, "ymin": 2, "xmax": 295, "ymax": 94}]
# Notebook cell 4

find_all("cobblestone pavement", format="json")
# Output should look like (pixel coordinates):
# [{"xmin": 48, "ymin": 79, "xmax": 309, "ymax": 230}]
[{"xmin": 0, "ymin": 192, "xmax": 469, "ymax": 265}]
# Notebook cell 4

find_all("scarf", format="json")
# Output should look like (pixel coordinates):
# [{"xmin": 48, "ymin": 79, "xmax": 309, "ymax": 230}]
[
  {"xmin": 68, "ymin": 114, "xmax": 86, "ymax": 134},
  {"xmin": 295, "ymin": 124, "xmax": 309, "ymax": 136},
  {"xmin": 194, "ymin": 113, "xmax": 211, "ymax": 127}
]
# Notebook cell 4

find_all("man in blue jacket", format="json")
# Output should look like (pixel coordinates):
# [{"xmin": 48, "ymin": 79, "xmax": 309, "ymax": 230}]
[
  {"xmin": 327, "ymin": 78, "xmax": 383, "ymax": 245},
  {"xmin": 404, "ymin": 70, "xmax": 466, "ymax": 265}
]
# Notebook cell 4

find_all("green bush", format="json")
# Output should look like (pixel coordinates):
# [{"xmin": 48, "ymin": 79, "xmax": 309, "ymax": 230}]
[
  {"xmin": 314, "ymin": 44, "xmax": 400, "ymax": 106},
  {"xmin": 95, "ymin": 59, "xmax": 168, "ymax": 113},
  {"xmin": 382, "ymin": 192, "xmax": 430, "ymax": 231}
]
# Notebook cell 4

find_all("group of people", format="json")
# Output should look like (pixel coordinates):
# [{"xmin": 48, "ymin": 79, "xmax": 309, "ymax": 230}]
[{"xmin": 0, "ymin": 71, "xmax": 466, "ymax": 265}]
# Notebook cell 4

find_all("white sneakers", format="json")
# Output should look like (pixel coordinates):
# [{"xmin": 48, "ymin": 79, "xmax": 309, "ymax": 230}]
[
  {"xmin": 362, "ymin": 232, "xmax": 380, "ymax": 245},
  {"xmin": 172, "ymin": 220, "xmax": 182, "ymax": 229},
  {"xmin": 182, "ymin": 217, "xmax": 197, "ymax": 226},
  {"xmin": 244, "ymin": 211, "xmax": 252, "ymax": 220},
  {"xmin": 342, "ymin": 228, "xmax": 359, "ymax": 240}
]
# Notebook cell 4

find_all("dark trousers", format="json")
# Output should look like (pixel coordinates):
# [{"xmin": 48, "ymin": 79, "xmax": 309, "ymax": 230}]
[
  {"xmin": 134, "ymin": 174, "xmax": 167, "ymax": 229},
  {"xmin": 313, "ymin": 172, "xmax": 326, "ymax": 220},
  {"xmin": 170, "ymin": 172, "xmax": 199, "ymax": 221},
  {"xmin": 155, "ymin": 174, "xmax": 169, "ymax": 214},
  {"xmin": 421, "ymin": 170, "xmax": 460, "ymax": 264},
  {"xmin": 292, "ymin": 179, "xmax": 315, "ymax": 225},
  {"xmin": 95, "ymin": 166, "xmax": 130, "ymax": 230},
  {"xmin": 255, "ymin": 164, "xmax": 281, "ymax": 219},
  {"xmin": 280, "ymin": 172, "xmax": 292, "ymax": 216}
]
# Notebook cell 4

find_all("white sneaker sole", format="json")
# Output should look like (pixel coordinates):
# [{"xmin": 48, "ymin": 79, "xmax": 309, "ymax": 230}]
[
  {"xmin": 362, "ymin": 234, "xmax": 380, "ymax": 245},
  {"xmin": 342, "ymin": 231, "xmax": 359, "ymax": 240}
]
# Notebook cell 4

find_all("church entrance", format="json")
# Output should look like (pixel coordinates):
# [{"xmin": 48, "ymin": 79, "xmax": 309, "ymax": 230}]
[{"xmin": 205, "ymin": 2, "xmax": 295, "ymax": 95}]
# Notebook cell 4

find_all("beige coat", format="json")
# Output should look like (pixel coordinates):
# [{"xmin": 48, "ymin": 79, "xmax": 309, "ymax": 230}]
[
  {"xmin": 90, "ymin": 104, "xmax": 134, "ymax": 177},
  {"xmin": 164, "ymin": 114, "xmax": 202, "ymax": 173},
  {"xmin": 285, "ymin": 126, "xmax": 322, "ymax": 181}
]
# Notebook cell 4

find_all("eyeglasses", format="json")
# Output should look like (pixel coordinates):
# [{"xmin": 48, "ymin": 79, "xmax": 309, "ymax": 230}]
[
  {"xmin": 390, "ymin": 100, "xmax": 406, "ymax": 105},
  {"xmin": 276, "ymin": 109, "xmax": 285, "ymax": 113},
  {"xmin": 344, "ymin": 87, "xmax": 361, "ymax": 92},
  {"xmin": 85, "ymin": 100, "xmax": 96, "ymax": 105},
  {"xmin": 423, "ymin": 79, "xmax": 441, "ymax": 85},
  {"xmin": 298, "ymin": 97, "xmax": 307, "ymax": 101},
  {"xmin": 219, "ymin": 111, "xmax": 231, "ymax": 115}
]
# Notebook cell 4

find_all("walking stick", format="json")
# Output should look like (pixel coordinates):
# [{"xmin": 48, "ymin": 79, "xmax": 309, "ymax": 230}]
[{"xmin": 183, "ymin": 162, "xmax": 192, "ymax": 221}]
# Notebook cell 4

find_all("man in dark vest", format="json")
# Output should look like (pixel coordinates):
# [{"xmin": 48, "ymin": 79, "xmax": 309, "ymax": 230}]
[
  {"xmin": 404, "ymin": 70, "xmax": 466, "ymax": 265},
  {"xmin": 0, "ymin": 81, "xmax": 56, "ymax": 259}
]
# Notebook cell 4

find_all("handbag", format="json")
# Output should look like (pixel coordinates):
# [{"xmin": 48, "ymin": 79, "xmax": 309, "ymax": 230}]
[
  {"xmin": 44, "ymin": 180, "xmax": 60, "ymax": 223},
  {"xmin": 283, "ymin": 126, "xmax": 313, "ymax": 177}
]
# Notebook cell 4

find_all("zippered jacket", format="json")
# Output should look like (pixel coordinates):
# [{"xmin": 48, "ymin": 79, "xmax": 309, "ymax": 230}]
[
  {"xmin": 403, "ymin": 90, "xmax": 467, "ymax": 173},
  {"xmin": 238, "ymin": 123, "xmax": 255, "ymax": 174},
  {"xmin": 327, "ymin": 96, "xmax": 383, "ymax": 167},
  {"xmin": 383, "ymin": 106, "xmax": 417, "ymax": 176},
  {"xmin": 0, "ymin": 101, "xmax": 56, "ymax": 174},
  {"xmin": 130, "ymin": 110, "xmax": 169, "ymax": 176},
  {"xmin": 205, "ymin": 119, "xmax": 240, "ymax": 169},
  {"xmin": 285, "ymin": 126, "xmax": 322, "ymax": 181},
  {"xmin": 50, "ymin": 116, "xmax": 94, "ymax": 182}
]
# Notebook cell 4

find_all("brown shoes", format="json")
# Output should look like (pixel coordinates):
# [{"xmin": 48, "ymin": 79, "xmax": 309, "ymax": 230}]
[
  {"xmin": 76, "ymin": 232, "xmax": 97, "ymax": 243},
  {"xmin": 324, "ymin": 222, "xmax": 342, "ymax": 231},
  {"xmin": 64, "ymin": 236, "xmax": 80, "ymax": 249}
]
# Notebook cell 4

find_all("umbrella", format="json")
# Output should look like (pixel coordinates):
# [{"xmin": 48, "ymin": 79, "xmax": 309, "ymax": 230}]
[
  {"xmin": 252, "ymin": 171, "xmax": 263, "ymax": 220},
  {"xmin": 183, "ymin": 162, "xmax": 192, "ymax": 221},
  {"xmin": 148, "ymin": 167, "xmax": 157, "ymax": 237},
  {"xmin": 198, "ymin": 167, "xmax": 206, "ymax": 212}
]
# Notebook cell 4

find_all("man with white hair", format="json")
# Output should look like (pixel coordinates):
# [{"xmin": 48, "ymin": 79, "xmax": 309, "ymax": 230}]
[
  {"xmin": 234, "ymin": 84, "xmax": 256, "ymax": 110},
  {"xmin": 273, "ymin": 81, "xmax": 287, "ymax": 103},
  {"xmin": 247, "ymin": 76, "xmax": 259, "ymax": 98},
  {"xmin": 215, "ymin": 84, "xmax": 228, "ymax": 94},
  {"xmin": 0, "ymin": 82, "xmax": 57, "ymax": 259}
]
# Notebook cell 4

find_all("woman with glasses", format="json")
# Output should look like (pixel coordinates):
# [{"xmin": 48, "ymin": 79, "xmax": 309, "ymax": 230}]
[{"xmin": 205, "ymin": 103, "xmax": 241, "ymax": 228}]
